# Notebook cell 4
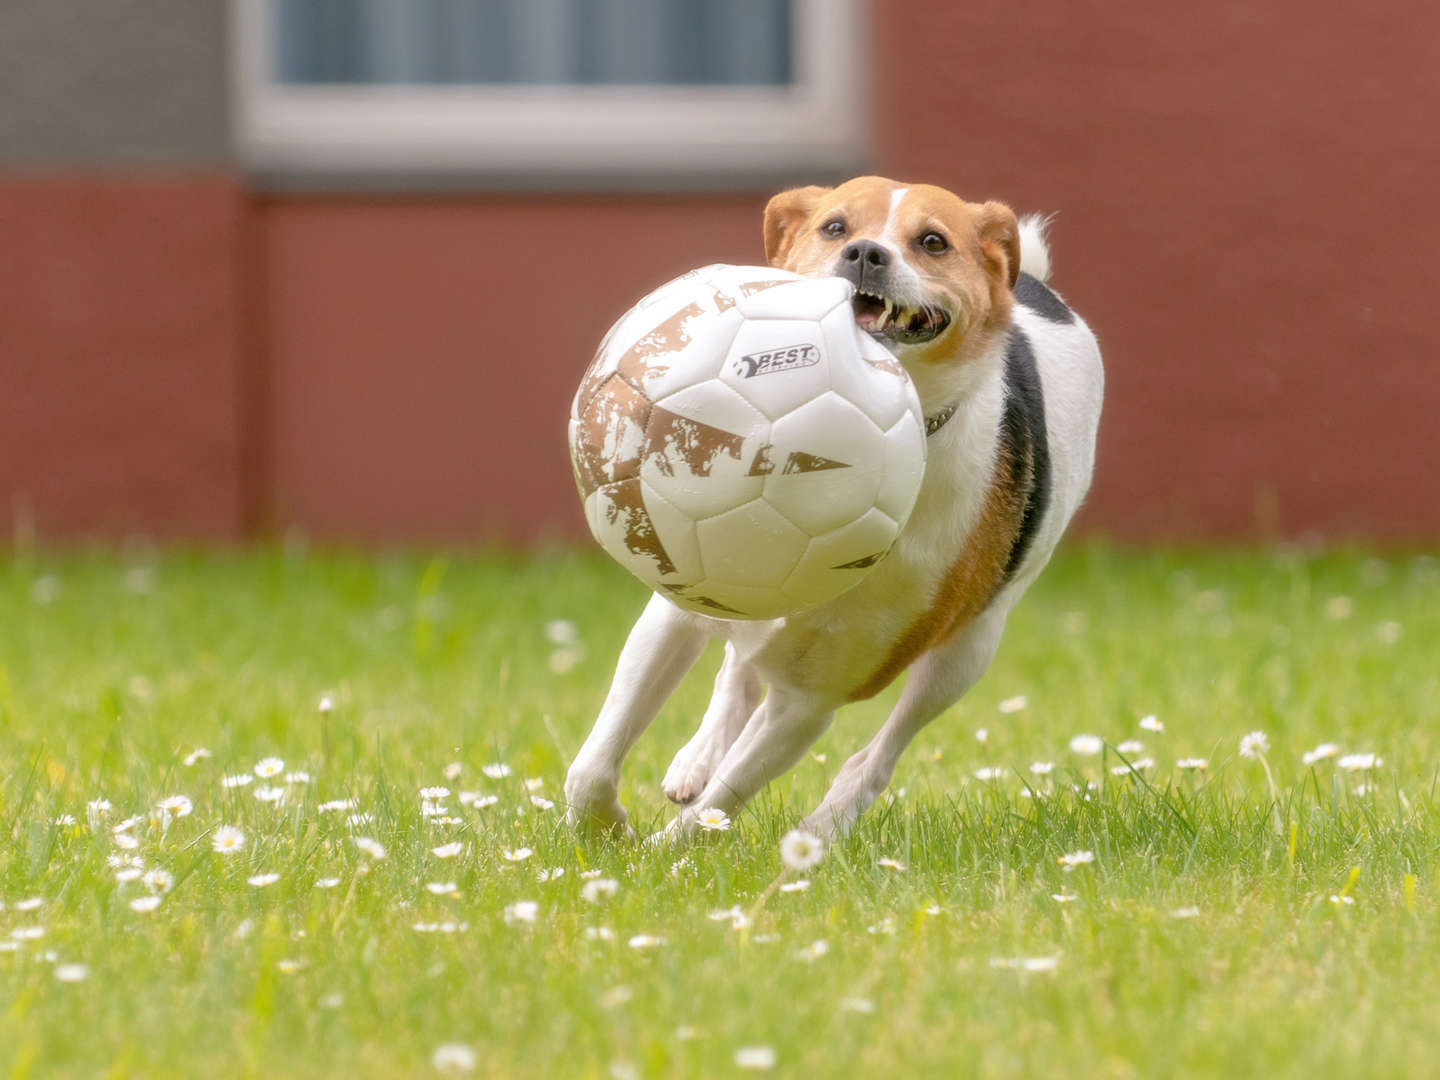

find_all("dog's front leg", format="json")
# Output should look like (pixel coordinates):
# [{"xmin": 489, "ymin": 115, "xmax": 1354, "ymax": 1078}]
[
  {"xmin": 802, "ymin": 608, "xmax": 1009, "ymax": 839},
  {"xmin": 667, "ymin": 684, "xmax": 835, "ymax": 835},
  {"xmin": 565, "ymin": 594, "xmax": 708, "ymax": 836},
  {"xmin": 661, "ymin": 642, "xmax": 761, "ymax": 805}
]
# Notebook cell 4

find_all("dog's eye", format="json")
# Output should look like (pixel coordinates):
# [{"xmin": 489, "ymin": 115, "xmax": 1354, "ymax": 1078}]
[
  {"xmin": 920, "ymin": 232, "xmax": 948, "ymax": 254},
  {"xmin": 821, "ymin": 219, "xmax": 847, "ymax": 239}
]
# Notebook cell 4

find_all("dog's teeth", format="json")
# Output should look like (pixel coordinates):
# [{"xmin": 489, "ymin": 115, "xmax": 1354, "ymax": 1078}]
[{"xmin": 881, "ymin": 299, "xmax": 894, "ymax": 328}]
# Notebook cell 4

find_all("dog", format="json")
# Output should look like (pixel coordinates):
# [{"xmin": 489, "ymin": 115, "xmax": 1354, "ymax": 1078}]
[{"xmin": 565, "ymin": 176, "xmax": 1104, "ymax": 840}]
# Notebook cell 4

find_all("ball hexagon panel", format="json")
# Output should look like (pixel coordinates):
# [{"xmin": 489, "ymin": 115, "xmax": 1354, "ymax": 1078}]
[
  {"xmin": 734, "ymin": 276, "xmax": 850, "ymax": 321},
  {"xmin": 717, "ymin": 317, "xmax": 832, "ymax": 422},
  {"xmin": 619, "ymin": 302, "xmax": 745, "ymax": 406},
  {"xmin": 782, "ymin": 507, "xmax": 902, "ymax": 608},
  {"xmin": 642, "ymin": 381, "xmax": 769, "ymax": 521},
  {"xmin": 876, "ymin": 414, "xmax": 927, "ymax": 524},
  {"xmin": 666, "ymin": 579, "xmax": 798, "ymax": 621},
  {"xmin": 638, "ymin": 480, "xmax": 704, "ymax": 585},
  {"xmin": 762, "ymin": 392, "xmax": 885, "ymax": 536},
  {"xmin": 820, "ymin": 304, "xmax": 918, "ymax": 433},
  {"xmin": 695, "ymin": 497, "xmax": 809, "ymax": 588}
]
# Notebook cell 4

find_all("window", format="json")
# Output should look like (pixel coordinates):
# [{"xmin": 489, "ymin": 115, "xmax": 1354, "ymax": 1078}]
[{"xmin": 231, "ymin": 0, "xmax": 869, "ymax": 186}]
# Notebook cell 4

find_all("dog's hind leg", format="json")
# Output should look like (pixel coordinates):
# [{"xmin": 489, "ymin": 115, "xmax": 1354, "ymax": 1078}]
[
  {"xmin": 801, "ymin": 607, "xmax": 1009, "ymax": 839},
  {"xmin": 565, "ymin": 594, "xmax": 708, "ymax": 836},
  {"xmin": 662, "ymin": 642, "xmax": 762, "ymax": 805}
]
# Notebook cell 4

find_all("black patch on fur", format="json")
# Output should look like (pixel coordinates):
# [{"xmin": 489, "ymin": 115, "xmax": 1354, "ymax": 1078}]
[
  {"xmin": 1014, "ymin": 272, "xmax": 1075, "ymax": 324},
  {"xmin": 1000, "ymin": 327, "xmax": 1051, "ymax": 581}
]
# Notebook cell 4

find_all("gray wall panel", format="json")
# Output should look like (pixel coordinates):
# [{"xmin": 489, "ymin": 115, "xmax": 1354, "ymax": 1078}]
[{"xmin": 0, "ymin": 0, "xmax": 230, "ymax": 164}]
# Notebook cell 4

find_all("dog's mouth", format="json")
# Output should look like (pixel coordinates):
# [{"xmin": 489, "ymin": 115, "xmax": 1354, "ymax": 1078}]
[{"xmin": 851, "ymin": 289, "xmax": 951, "ymax": 345}]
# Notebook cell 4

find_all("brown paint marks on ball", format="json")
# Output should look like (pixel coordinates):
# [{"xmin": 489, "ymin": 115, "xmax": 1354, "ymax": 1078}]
[
  {"xmin": 738, "ymin": 279, "xmax": 795, "ymax": 297},
  {"xmin": 572, "ymin": 373, "xmax": 652, "ymax": 496},
  {"xmin": 615, "ymin": 300, "xmax": 706, "ymax": 385},
  {"xmin": 645, "ymin": 405, "xmax": 746, "ymax": 479},
  {"xmin": 600, "ymin": 477, "xmax": 677, "ymax": 576}
]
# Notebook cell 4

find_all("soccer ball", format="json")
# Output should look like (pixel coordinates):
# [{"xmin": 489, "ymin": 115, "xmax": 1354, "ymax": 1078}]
[{"xmin": 569, "ymin": 264, "xmax": 926, "ymax": 620}]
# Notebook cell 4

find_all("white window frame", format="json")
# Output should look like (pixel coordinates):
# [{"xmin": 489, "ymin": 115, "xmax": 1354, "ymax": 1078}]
[{"xmin": 230, "ymin": 0, "xmax": 868, "ymax": 186}]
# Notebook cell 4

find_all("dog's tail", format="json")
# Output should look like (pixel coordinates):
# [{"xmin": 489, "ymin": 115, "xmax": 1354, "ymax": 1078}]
[{"xmin": 1016, "ymin": 213, "xmax": 1055, "ymax": 282}]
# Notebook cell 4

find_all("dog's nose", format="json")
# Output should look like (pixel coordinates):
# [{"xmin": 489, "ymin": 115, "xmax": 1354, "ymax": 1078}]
[{"xmin": 841, "ymin": 240, "xmax": 890, "ymax": 268}]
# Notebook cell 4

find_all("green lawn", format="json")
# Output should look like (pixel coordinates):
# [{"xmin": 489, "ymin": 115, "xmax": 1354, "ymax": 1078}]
[{"xmin": 2, "ymin": 543, "xmax": 1437, "ymax": 1078}]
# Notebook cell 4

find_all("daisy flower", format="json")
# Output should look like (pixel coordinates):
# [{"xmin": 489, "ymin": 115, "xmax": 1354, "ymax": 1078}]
[
  {"xmin": 545, "ymin": 619, "xmax": 579, "ymax": 645},
  {"xmin": 211, "ymin": 826, "xmax": 246, "ymax": 854},
  {"xmin": 1170, "ymin": 906, "xmax": 1201, "ymax": 919},
  {"xmin": 1029, "ymin": 761, "xmax": 1055, "ymax": 776},
  {"xmin": 1139, "ymin": 715, "xmax": 1165, "ymax": 732},
  {"xmin": 502, "ymin": 847, "xmax": 533, "ymax": 862},
  {"xmin": 694, "ymin": 807, "xmax": 731, "ymax": 832},
  {"xmin": 778, "ymin": 880, "xmax": 810, "ymax": 893},
  {"xmin": 253, "ymin": 785, "xmax": 286, "ymax": 804},
  {"xmin": 426, "ymin": 882, "xmax": 459, "ymax": 896},
  {"xmin": 1239, "ymin": 731, "xmax": 1270, "ymax": 759},
  {"xmin": 443, "ymin": 762, "xmax": 464, "ymax": 781},
  {"xmin": 1068, "ymin": 734, "xmax": 1103, "ymax": 755},
  {"xmin": 431, "ymin": 1043, "xmax": 478, "ymax": 1074},
  {"xmin": 779, "ymin": 829, "xmax": 824, "ymax": 872},
  {"xmin": 989, "ymin": 955, "xmax": 1061, "ymax": 973},
  {"xmin": 420, "ymin": 786, "xmax": 451, "ymax": 800},
  {"xmin": 142, "ymin": 868, "xmax": 174, "ymax": 894},
  {"xmin": 54, "ymin": 963, "xmax": 89, "ymax": 983},
  {"xmin": 997, "ymin": 695, "xmax": 1028, "ymax": 714},
  {"xmin": 1117, "ymin": 739, "xmax": 1145, "ymax": 756},
  {"xmin": 353, "ymin": 837, "xmax": 387, "ymax": 859},
  {"xmin": 1177, "ymin": 757, "xmax": 1209, "ymax": 770},
  {"xmin": 1058, "ymin": 849, "xmax": 1095, "ymax": 870},
  {"xmin": 254, "ymin": 757, "xmax": 285, "ymax": 778},
  {"xmin": 247, "ymin": 873, "xmax": 281, "ymax": 888},
  {"xmin": 482, "ymin": 764, "xmax": 512, "ymax": 780},
  {"xmin": 220, "ymin": 773, "xmax": 253, "ymax": 789},
  {"xmin": 530, "ymin": 795, "xmax": 555, "ymax": 810},
  {"xmin": 973, "ymin": 766, "xmax": 1005, "ymax": 782},
  {"xmin": 1302, "ymin": 742, "xmax": 1341, "ymax": 766},
  {"xmin": 318, "ymin": 798, "xmax": 358, "ymax": 813},
  {"xmin": 503, "ymin": 901, "xmax": 539, "ymax": 925},
  {"xmin": 734, "ymin": 1046, "xmax": 777, "ymax": 1070},
  {"xmin": 974, "ymin": 728, "xmax": 989, "ymax": 743},
  {"xmin": 581, "ymin": 878, "xmax": 619, "ymax": 903},
  {"xmin": 459, "ymin": 792, "xmax": 499, "ymax": 809},
  {"xmin": 129, "ymin": 896, "xmax": 162, "ymax": 913},
  {"xmin": 537, "ymin": 868, "xmax": 565, "ymax": 883},
  {"xmin": 314, "ymin": 877, "xmax": 342, "ymax": 889},
  {"xmin": 876, "ymin": 857, "xmax": 906, "ymax": 872},
  {"xmin": 1338, "ymin": 752, "xmax": 1381, "ymax": 772},
  {"xmin": 627, "ymin": 934, "xmax": 666, "ymax": 949},
  {"xmin": 155, "ymin": 795, "xmax": 193, "ymax": 818},
  {"xmin": 432, "ymin": 842, "xmax": 464, "ymax": 859},
  {"xmin": 285, "ymin": 771, "xmax": 311, "ymax": 785},
  {"xmin": 182, "ymin": 748, "xmax": 212, "ymax": 766}
]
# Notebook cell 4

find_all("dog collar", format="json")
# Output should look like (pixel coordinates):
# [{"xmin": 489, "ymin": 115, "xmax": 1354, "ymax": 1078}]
[{"xmin": 924, "ymin": 403, "xmax": 958, "ymax": 438}]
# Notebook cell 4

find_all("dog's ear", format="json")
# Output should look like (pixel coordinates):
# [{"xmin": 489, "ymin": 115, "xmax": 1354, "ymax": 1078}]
[
  {"xmin": 976, "ymin": 201, "xmax": 1021, "ymax": 291},
  {"xmin": 763, "ymin": 185, "xmax": 831, "ymax": 268}
]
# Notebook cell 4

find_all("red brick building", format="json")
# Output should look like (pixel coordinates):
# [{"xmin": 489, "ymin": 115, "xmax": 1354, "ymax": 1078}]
[{"xmin": 4, "ymin": 1, "xmax": 1437, "ymax": 544}]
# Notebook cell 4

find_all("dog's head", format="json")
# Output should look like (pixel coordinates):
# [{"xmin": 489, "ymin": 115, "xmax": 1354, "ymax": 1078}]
[{"xmin": 763, "ymin": 176, "xmax": 1019, "ymax": 367}]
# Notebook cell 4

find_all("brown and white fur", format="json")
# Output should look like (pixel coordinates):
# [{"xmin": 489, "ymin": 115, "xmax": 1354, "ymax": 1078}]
[{"xmin": 565, "ymin": 176, "xmax": 1104, "ymax": 841}]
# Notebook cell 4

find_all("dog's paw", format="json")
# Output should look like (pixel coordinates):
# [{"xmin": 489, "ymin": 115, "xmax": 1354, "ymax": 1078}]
[
  {"xmin": 661, "ymin": 736, "xmax": 725, "ymax": 805},
  {"xmin": 564, "ymin": 767, "xmax": 633, "ymax": 838}
]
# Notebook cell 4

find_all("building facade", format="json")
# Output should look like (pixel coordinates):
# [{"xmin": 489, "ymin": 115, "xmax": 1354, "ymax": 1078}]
[{"xmin": 3, "ymin": 1, "xmax": 1437, "ymax": 544}]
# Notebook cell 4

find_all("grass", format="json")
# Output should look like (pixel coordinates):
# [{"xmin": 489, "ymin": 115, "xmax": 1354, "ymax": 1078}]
[{"xmin": 1, "ymin": 541, "xmax": 1438, "ymax": 1078}]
